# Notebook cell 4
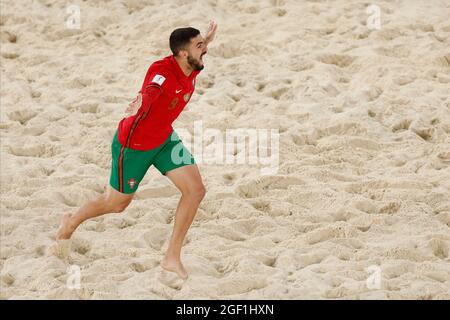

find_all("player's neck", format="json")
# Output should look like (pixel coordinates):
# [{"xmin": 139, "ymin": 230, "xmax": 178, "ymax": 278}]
[{"xmin": 174, "ymin": 56, "xmax": 193, "ymax": 77}]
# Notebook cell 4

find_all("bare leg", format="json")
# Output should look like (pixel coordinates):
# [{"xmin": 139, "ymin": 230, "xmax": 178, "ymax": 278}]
[
  {"xmin": 56, "ymin": 185, "xmax": 134, "ymax": 240},
  {"xmin": 161, "ymin": 165, "xmax": 206, "ymax": 279}
]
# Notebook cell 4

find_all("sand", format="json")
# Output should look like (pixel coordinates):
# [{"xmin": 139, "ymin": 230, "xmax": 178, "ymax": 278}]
[{"xmin": 1, "ymin": 0, "xmax": 449, "ymax": 299}]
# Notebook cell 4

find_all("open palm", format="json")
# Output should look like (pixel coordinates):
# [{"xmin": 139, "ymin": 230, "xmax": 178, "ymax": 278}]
[{"xmin": 205, "ymin": 20, "xmax": 218, "ymax": 44}]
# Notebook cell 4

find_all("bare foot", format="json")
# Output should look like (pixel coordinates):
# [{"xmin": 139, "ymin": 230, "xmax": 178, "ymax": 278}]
[
  {"xmin": 161, "ymin": 257, "xmax": 188, "ymax": 280},
  {"xmin": 56, "ymin": 213, "xmax": 75, "ymax": 240},
  {"xmin": 47, "ymin": 239, "xmax": 71, "ymax": 259}
]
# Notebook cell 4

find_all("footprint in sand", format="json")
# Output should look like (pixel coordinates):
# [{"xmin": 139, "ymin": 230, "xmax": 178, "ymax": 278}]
[
  {"xmin": 129, "ymin": 259, "xmax": 159, "ymax": 273},
  {"xmin": 392, "ymin": 119, "xmax": 412, "ymax": 132},
  {"xmin": 1, "ymin": 50, "xmax": 19, "ymax": 59},
  {"xmin": 379, "ymin": 202, "xmax": 401, "ymax": 214},
  {"xmin": 135, "ymin": 186, "xmax": 179, "ymax": 199},
  {"xmin": 236, "ymin": 175, "xmax": 304, "ymax": 198},
  {"xmin": 141, "ymin": 227, "xmax": 169, "ymax": 250},
  {"xmin": 428, "ymin": 238, "xmax": 449, "ymax": 259},
  {"xmin": 1, "ymin": 273, "xmax": 15, "ymax": 287},
  {"xmin": 317, "ymin": 53, "xmax": 355, "ymax": 68},
  {"xmin": 1, "ymin": 30, "xmax": 17, "ymax": 43},
  {"xmin": 47, "ymin": 240, "xmax": 72, "ymax": 260},
  {"xmin": 216, "ymin": 275, "xmax": 268, "ymax": 296},
  {"xmin": 8, "ymin": 144, "xmax": 46, "ymax": 157},
  {"xmin": 410, "ymin": 122, "xmax": 434, "ymax": 141},
  {"xmin": 72, "ymin": 239, "xmax": 91, "ymax": 255},
  {"xmin": 22, "ymin": 125, "xmax": 46, "ymax": 136},
  {"xmin": 305, "ymin": 223, "xmax": 358, "ymax": 245},
  {"xmin": 7, "ymin": 109, "xmax": 37, "ymax": 125},
  {"xmin": 199, "ymin": 75, "xmax": 215, "ymax": 89},
  {"xmin": 222, "ymin": 172, "xmax": 237, "ymax": 186},
  {"xmin": 250, "ymin": 200, "xmax": 272, "ymax": 213}
]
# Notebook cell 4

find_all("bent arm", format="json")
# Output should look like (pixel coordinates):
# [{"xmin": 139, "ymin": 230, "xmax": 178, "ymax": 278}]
[{"xmin": 139, "ymin": 84, "xmax": 162, "ymax": 114}]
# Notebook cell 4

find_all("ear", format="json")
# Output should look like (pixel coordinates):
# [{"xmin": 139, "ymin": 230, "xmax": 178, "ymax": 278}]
[{"xmin": 179, "ymin": 49, "xmax": 188, "ymax": 58}]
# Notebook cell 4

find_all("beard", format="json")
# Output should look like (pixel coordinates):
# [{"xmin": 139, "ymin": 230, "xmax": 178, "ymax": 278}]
[{"xmin": 187, "ymin": 53, "xmax": 205, "ymax": 71}]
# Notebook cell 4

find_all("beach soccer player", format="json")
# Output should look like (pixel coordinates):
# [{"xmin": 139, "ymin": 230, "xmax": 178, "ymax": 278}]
[{"xmin": 53, "ymin": 21, "xmax": 218, "ymax": 280}]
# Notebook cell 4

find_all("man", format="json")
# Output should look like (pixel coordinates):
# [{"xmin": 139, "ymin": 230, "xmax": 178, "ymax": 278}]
[{"xmin": 54, "ymin": 21, "xmax": 218, "ymax": 280}]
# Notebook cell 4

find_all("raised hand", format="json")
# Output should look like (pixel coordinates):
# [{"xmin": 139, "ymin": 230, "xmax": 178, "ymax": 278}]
[
  {"xmin": 124, "ymin": 93, "xmax": 142, "ymax": 117},
  {"xmin": 205, "ymin": 20, "xmax": 218, "ymax": 45}
]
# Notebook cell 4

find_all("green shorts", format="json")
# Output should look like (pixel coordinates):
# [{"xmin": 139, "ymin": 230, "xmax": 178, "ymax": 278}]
[{"xmin": 109, "ymin": 129, "xmax": 195, "ymax": 194}]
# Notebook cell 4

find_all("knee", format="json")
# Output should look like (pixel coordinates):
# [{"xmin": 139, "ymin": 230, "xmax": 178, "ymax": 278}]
[
  {"xmin": 110, "ymin": 203, "xmax": 129, "ymax": 213},
  {"xmin": 184, "ymin": 184, "xmax": 206, "ymax": 202},
  {"xmin": 102, "ymin": 197, "xmax": 131, "ymax": 213}
]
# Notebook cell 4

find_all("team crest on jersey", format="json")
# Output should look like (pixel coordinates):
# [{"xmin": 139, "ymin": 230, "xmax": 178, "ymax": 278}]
[
  {"xmin": 183, "ymin": 93, "xmax": 190, "ymax": 102},
  {"xmin": 169, "ymin": 97, "xmax": 179, "ymax": 110},
  {"xmin": 127, "ymin": 178, "xmax": 137, "ymax": 189}
]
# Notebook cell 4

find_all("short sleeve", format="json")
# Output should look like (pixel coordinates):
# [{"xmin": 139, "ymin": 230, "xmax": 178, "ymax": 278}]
[
  {"xmin": 141, "ymin": 66, "xmax": 172, "ymax": 94},
  {"xmin": 150, "ymin": 74, "xmax": 166, "ymax": 86}
]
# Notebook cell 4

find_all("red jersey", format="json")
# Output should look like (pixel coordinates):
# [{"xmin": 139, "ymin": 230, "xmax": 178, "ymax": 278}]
[{"xmin": 117, "ymin": 55, "xmax": 201, "ymax": 150}]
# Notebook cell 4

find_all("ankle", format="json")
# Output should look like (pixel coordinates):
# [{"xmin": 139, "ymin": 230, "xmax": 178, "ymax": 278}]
[
  {"xmin": 67, "ymin": 216, "xmax": 79, "ymax": 232},
  {"xmin": 164, "ymin": 251, "xmax": 180, "ymax": 261}
]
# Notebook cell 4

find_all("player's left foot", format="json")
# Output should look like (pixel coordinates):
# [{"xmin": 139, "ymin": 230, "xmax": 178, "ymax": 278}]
[{"xmin": 161, "ymin": 257, "xmax": 188, "ymax": 280}]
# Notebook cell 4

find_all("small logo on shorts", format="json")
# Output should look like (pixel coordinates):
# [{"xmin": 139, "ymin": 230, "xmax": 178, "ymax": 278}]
[
  {"xmin": 127, "ymin": 178, "xmax": 137, "ymax": 189},
  {"xmin": 183, "ymin": 93, "xmax": 190, "ymax": 102}
]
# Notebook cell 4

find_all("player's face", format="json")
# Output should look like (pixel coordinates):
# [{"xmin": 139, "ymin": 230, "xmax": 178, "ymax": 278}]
[{"xmin": 187, "ymin": 35, "xmax": 207, "ymax": 71}]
